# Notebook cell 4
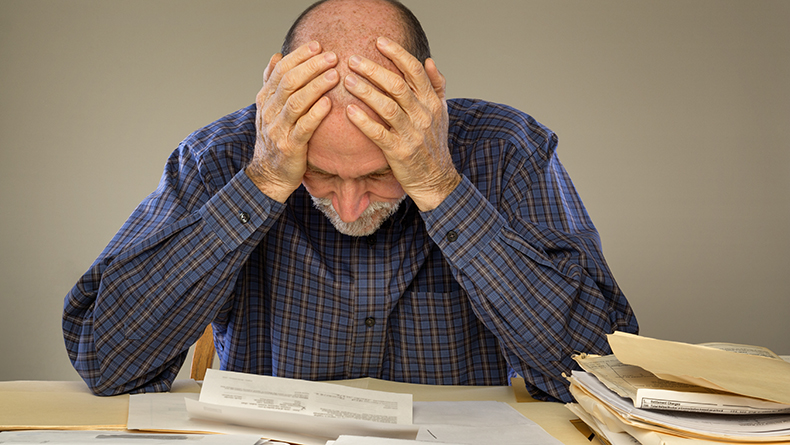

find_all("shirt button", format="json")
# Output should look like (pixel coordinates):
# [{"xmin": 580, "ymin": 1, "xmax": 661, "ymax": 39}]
[
  {"xmin": 364, "ymin": 317, "xmax": 376, "ymax": 328},
  {"xmin": 366, "ymin": 236, "xmax": 376, "ymax": 247},
  {"xmin": 238, "ymin": 211, "xmax": 250, "ymax": 224},
  {"xmin": 446, "ymin": 230, "xmax": 458, "ymax": 242}
]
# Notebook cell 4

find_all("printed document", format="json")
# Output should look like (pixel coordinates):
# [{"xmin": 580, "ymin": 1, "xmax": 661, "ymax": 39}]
[{"xmin": 185, "ymin": 369, "xmax": 418, "ymax": 442}]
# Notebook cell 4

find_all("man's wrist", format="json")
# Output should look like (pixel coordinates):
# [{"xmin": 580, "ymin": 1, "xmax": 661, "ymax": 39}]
[
  {"xmin": 244, "ymin": 163, "xmax": 294, "ymax": 204},
  {"xmin": 411, "ymin": 171, "xmax": 462, "ymax": 212}
]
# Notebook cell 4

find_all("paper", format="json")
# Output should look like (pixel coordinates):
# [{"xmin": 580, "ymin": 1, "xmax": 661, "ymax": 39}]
[
  {"xmin": 568, "ymin": 390, "xmax": 790, "ymax": 445},
  {"xmin": 412, "ymin": 401, "xmax": 563, "ymax": 445},
  {"xmin": 128, "ymin": 393, "xmax": 287, "ymax": 436},
  {"xmin": 574, "ymin": 353, "xmax": 790, "ymax": 414},
  {"xmin": 565, "ymin": 403, "xmax": 641, "ymax": 445},
  {"xmin": 327, "ymin": 435, "xmax": 462, "ymax": 445},
  {"xmin": 607, "ymin": 332, "xmax": 790, "ymax": 405},
  {"xmin": 568, "ymin": 371, "xmax": 790, "ymax": 441},
  {"xmin": 0, "ymin": 430, "xmax": 265, "ymax": 444},
  {"xmin": 186, "ymin": 370, "xmax": 418, "ymax": 442},
  {"xmin": 129, "ymin": 385, "xmax": 563, "ymax": 445}
]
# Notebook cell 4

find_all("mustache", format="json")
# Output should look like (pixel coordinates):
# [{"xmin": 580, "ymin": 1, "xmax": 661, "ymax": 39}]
[{"xmin": 310, "ymin": 195, "xmax": 405, "ymax": 237}]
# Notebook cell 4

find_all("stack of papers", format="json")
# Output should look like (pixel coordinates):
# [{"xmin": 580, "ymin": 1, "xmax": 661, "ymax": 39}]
[{"xmin": 566, "ymin": 332, "xmax": 790, "ymax": 445}]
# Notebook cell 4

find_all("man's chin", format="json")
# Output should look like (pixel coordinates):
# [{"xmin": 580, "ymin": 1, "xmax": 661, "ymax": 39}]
[{"xmin": 311, "ymin": 196, "xmax": 405, "ymax": 237}]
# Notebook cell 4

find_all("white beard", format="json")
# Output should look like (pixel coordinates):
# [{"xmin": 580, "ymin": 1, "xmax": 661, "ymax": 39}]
[{"xmin": 310, "ymin": 195, "xmax": 406, "ymax": 237}]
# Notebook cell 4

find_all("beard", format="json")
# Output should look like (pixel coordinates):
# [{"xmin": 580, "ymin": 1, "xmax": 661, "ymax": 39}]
[{"xmin": 310, "ymin": 194, "xmax": 406, "ymax": 237}]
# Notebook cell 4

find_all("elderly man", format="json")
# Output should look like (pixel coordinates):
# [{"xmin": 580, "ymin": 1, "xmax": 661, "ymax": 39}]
[{"xmin": 63, "ymin": 0, "xmax": 637, "ymax": 403}]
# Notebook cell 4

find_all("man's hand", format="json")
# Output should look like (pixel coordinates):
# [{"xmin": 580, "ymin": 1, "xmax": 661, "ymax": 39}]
[
  {"xmin": 343, "ymin": 36, "xmax": 461, "ymax": 212},
  {"xmin": 246, "ymin": 41, "xmax": 340, "ymax": 203}
]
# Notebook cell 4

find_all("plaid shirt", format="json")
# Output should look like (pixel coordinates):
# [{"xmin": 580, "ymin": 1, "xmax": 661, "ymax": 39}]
[{"xmin": 63, "ymin": 98, "xmax": 637, "ymax": 402}]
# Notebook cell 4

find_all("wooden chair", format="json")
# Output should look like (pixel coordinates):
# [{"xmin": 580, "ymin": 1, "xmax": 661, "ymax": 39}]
[{"xmin": 189, "ymin": 324, "xmax": 216, "ymax": 381}]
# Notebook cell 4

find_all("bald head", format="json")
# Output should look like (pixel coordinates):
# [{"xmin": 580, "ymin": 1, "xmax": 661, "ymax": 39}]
[
  {"xmin": 289, "ymin": 0, "xmax": 407, "ymax": 112},
  {"xmin": 282, "ymin": 0, "xmax": 430, "ymax": 62}
]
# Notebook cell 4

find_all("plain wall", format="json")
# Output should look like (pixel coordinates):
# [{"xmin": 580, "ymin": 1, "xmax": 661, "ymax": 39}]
[{"xmin": 1, "ymin": 0, "xmax": 788, "ymax": 384}]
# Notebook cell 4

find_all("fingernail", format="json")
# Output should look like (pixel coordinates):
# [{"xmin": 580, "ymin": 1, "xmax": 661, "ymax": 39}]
[
  {"xmin": 378, "ymin": 36, "xmax": 390, "ymax": 47},
  {"xmin": 324, "ymin": 51, "xmax": 336, "ymax": 63},
  {"xmin": 345, "ymin": 73, "xmax": 357, "ymax": 87},
  {"xmin": 349, "ymin": 55, "xmax": 361, "ymax": 67},
  {"xmin": 309, "ymin": 41, "xmax": 320, "ymax": 52},
  {"xmin": 325, "ymin": 69, "xmax": 338, "ymax": 81},
  {"xmin": 347, "ymin": 104, "xmax": 357, "ymax": 116}
]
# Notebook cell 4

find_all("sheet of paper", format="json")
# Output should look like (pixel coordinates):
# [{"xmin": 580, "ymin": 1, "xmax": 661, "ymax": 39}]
[
  {"xmin": 574, "ymin": 354, "xmax": 790, "ymax": 414},
  {"xmin": 185, "ymin": 370, "xmax": 418, "ymax": 443},
  {"xmin": 185, "ymin": 398, "xmax": 418, "ymax": 443},
  {"xmin": 200, "ymin": 369, "xmax": 412, "ymax": 424},
  {"xmin": 129, "ymin": 392, "xmax": 336, "ymax": 445},
  {"xmin": 327, "ymin": 435, "xmax": 463, "ymax": 445},
  {"xmin": 0, "ymin": 430, "xmax": 265, "ymax": 444},
  {"xmin": 412, "ymin": 401, "xmax": 563, "ymax": 445},
  {"xmin": 607, "ymin": 332, "xmax": 790, "ymax": 405}
]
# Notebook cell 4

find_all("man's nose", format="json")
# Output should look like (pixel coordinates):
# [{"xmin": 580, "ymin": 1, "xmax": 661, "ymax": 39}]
[{"xmin": 333, "ymin": 181, "xmax": 370, "ymax": 222}]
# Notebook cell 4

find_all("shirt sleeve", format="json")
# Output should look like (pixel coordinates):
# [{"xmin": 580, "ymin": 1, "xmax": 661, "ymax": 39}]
[
  {"xmin": 421, "ymin": 143, "xmax": 638, "ymax": 403},
  {"xmin": 62, "ymin": 141, "xmax": 285, "ymax": 396}
]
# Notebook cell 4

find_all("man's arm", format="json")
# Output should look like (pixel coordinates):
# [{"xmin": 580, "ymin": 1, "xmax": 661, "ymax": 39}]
[
  {"xmin": 63, "ymin": 40, "xmax": 339, "ymax": 396},
  {"xmin": 344, "ymin": 39, "xmax": 637, "ymax": 402},
  {"xmin": 63, "ymin": 143, "xmax": 283, "ymax": 395},
  {"xmin": 422, "ymin": 146, "xmax": 638, "ymax": 402}
]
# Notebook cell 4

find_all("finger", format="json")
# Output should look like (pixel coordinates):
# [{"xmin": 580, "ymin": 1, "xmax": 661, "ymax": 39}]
[
  {"xmin": 347, "ymin": 54, "xmax": 421, "ymax": 120},
  {"xmin": 265, "ymin": 50, "xmax": 338, "ymax": 123},
  {"xmin": 375, "ymin": 36, "xmax": 434, "ymax": 99},
  {"xmin": 344, "ymin": 72, "xmax": 410, "ymax": 131},
  {"xmin": 345, "ymin": 103, "xmax": 395, "ymax": 151},
  {"xmin": 265, "ymin": 40, "xmax": 321, "ymax": 89},
  {"xmin": 424, "ymin": 58, "xmax": 446, "ymax": 101},
  {"xmin": 275, "ymin": 50, "xmax": 337, "ymax": 100},
  {"xmin": 279, "ymin": 67, "xmax": 339, "ymax": 125},
  {"xmin": 289, "ymin": 95, "xmax": 333, "ymax": 147},
  {"xmin": 263, "ymin": 53, "xmax": 283, "ymax": 84}
]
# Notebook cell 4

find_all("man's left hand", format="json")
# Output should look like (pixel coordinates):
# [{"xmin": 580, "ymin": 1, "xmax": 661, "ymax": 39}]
[{"xmin": 343, "ymin": 36, "xmax": 461, "ymax": 212}]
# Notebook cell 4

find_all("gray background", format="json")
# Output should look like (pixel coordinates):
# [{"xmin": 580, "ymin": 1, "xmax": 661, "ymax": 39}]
[{"xmin": 1, "ymin": 0, "xmax": 788, "ymax": 383}]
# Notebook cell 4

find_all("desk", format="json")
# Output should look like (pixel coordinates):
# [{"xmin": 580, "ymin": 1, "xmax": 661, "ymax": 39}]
[{"xmin": 0, "ymin": 378, "xmax": 597, "ymax": 445}]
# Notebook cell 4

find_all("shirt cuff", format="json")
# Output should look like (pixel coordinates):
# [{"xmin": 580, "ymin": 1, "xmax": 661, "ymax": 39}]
[
  {"xmin": 420, "ymin": 175, "xmax": 508, "ymax": 268},
  {"xmin": 199, "ymin": 168, "xmax": 286, "ymax": 253}
]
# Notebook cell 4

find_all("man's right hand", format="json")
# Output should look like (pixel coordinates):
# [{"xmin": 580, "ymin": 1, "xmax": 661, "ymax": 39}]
[{"xmin": 246, "ymin": 41, "xmax": 339, "ymax": 203}]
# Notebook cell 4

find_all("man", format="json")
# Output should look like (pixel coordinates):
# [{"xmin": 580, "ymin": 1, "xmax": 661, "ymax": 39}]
[{"xmin": 63, "ymin": 0, "xmax": 638, "ymax": 403}]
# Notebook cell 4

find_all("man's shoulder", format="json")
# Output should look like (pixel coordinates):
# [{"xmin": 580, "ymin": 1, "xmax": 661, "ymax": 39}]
[
  {"xmin": 181, "ymin": 104, "xmax": 257, "ymax": 155},
  {"xmin": 447, "ymin": 98, "xmax": 558, "ymax": 160}
]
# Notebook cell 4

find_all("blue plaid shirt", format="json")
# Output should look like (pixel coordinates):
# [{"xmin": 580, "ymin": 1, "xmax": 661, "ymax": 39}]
[{"xmin": 63, "ymin": 98, "xmax": 637, "ymax": 402}]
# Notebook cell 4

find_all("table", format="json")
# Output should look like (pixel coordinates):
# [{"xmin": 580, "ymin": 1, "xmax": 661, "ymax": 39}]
[{"xmin": 0, "ymin": 378, "xmax": 598, "ymax": 445}]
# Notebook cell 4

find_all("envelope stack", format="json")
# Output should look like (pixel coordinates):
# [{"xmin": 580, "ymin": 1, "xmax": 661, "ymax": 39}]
[{"xmin": 565, "ymin": 332, "xmax": 790, "ymax": 445}]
